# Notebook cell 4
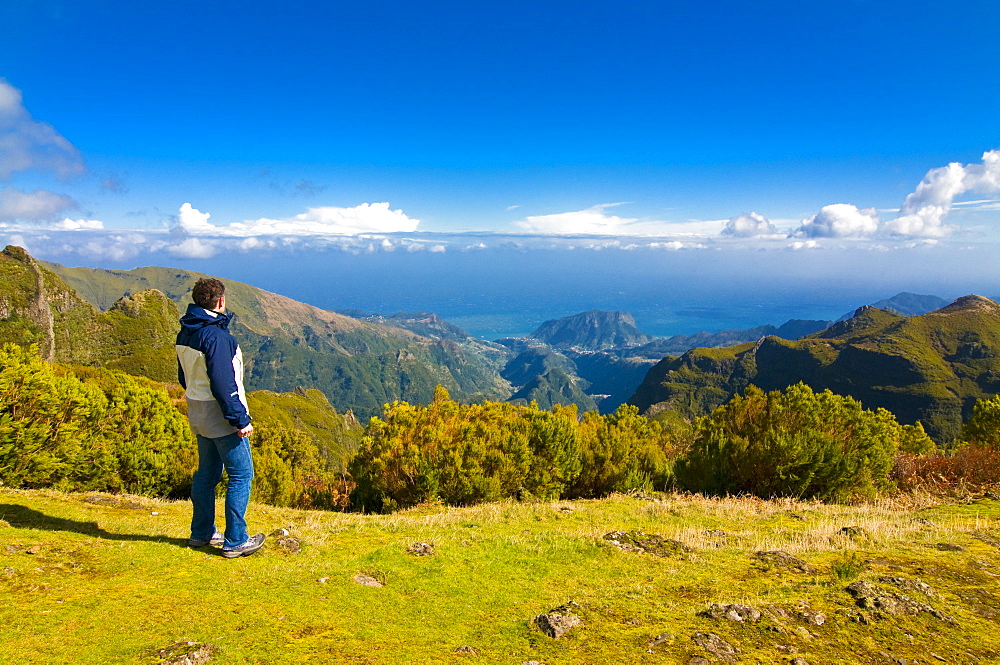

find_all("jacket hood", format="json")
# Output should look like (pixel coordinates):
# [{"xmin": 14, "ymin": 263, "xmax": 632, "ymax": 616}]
[{"xmin": 179, "ymin": 303, "xmax": 233, "ymax": 332}]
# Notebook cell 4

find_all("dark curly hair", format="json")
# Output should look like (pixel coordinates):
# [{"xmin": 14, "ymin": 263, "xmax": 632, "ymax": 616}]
[{"xmin": 191, "ymin": 278, "xmax": 226, "ymax": 309}]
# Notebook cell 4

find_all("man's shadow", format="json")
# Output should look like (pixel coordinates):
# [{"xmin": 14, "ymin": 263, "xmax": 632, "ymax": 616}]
[{"xmin": 0, "ymin": 503, "xmax": 228, "ymax": 556}]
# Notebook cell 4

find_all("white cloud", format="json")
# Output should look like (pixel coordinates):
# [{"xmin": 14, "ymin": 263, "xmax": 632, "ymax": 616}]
[
  {"xmin": 662, "ymin": 219, "xmax": 729, "ymax": 236},
  {"xmin": 236, "ymin": 237, "xmax": 278, "ymax": 251},
  {"xmin": 0, "ymin": 79, "xmax": 85, "ymax": 180},
  {"xmin": 950, "ymin": 199, "xmax": 1000, "ymax": 211},
  {"xmin": 653, "ymin": 241, "xmax": 687, "ymax": 250},
  {"xmin": 514, "ymin": 205, "xmax": 729, "ymax": 237},
  {"xmin": 788, "ymin": 239, "xmax": 820, "ymax": 250},
  {"xmin": 234, "ymin": 202, "xmax": 419, "ymax": 235},
  {"xmin": 794, "ymin": 203, "xmax": 881, "ymax": 238},
  {"xmin": 721, "ymin": 211, "xmax": 776, "ymax": 237},
  {"xmin": 515, "ymin": 204, "xmax": 639, "ymax": 235},
  {"xmin": 786, "ymin": 149, "xmax": 1000, "ymax": 240},
  {"xmin": 177, "ymin": 202, "xmax": 215, "ymax": 233},
  {"xmin": 77, "ymin": 234, "xmax": 149, "ymax": 261},
  {"xmin": 167, "ymin": 237, "xmax": 218, "ymax": 259},
  {"xmin": 0, "ymin": 186, "xmax": 78, "ymax": 222},
  {"xmin": 164, "ymin": 202, "xmax": 421, "ymax": 258},
  {"xmin": 53, "ymin": 217, "xmax": 104, "ymax": 230},
  {"xmin": 881, "ymin": 149, "xmax": 1000, "ymax": 237}
]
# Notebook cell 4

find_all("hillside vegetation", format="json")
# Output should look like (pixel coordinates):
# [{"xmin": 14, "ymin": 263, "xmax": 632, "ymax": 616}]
[
  {"xmin": 0, "ymin": 246, "xmax": 179, "ymax": 382},
  {"xmin": 630, "ymin": 297, "xmax": 1000, "ymax": 443},
  {"xmin": 42, "ymin": 255, "xmax": 513, "ymax": 418},
  {"xmin": 0, "ymin": 343, "xmax": 361, "ymax": 511}
]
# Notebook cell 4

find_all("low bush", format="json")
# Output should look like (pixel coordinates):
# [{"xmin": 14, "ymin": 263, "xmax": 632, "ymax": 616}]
[
  {"xmin": 0, "ymin": 343, "xmax": 196, "ymax": 496},
  {"xmin": 675, "ymin": 383, "xmax": 911, "ymax": 501},
  {"xmin": 962, "ymin": 394, "xmax": 1000, "ymax": 449},
  {"xmin": 892, "ymin": 445, "xmax": 1000, "ymax": 496},
  {"xmin": 349, "ymin": 387, "xmax": 677, "ymax": 512},
  {"xmin": 251, "ymin": 422, "xmax": 354, "ymax": 510}
]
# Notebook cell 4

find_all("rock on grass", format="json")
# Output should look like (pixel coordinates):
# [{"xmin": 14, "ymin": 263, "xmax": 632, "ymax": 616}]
[
  {"xmin": 699, "ymin": 603, "xmax": 762, "ymax": 623},
  {"xmin": 846, "ymin": 580, "xmax": 952, "ymax": 621},
  {"xmin": 603, "ymin": 531, "xmax": 693, "ymax": 558},
  {"xmin": 691, "ymin": 633, "xmax": 739, "ymax": 663},
  {"xmin": 353, "ymin": 573, "xmax": 384, "ymax": 588},
  {"xmin": 535, "ymin": 602, "xmax": 582, "ymax": 639},
  {"xmin": 407, "ymin": 542, "xmax": 435, "ymax": 556},
  {"xmin": 753, "ymin": 550, "xmax": 817, "ymax": 574},
  {"xmin": 152, "ymin": 641, "xmax": 217, "ymax": 665}
]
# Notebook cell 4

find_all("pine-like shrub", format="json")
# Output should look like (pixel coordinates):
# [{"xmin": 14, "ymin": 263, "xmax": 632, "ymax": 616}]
[
  {"xmin": 0, "ymin": 344, "xmax": 197, "ymax": 496},
  {"xmin": 568, "ymin": 404, "xmax": 675, "ymax": 498},
  {"xmin": 348, "ymin": 388, "xmax": 686, "ymax": 512},
  {"xmin": 675, "ymin": 383, "xmax": 903, "ymax": 501},
  {"xmin": 349, "ymin": 386, "xmax": 587, "ymax": 512},
  {"xmin": 962, "ymin": 395, "xmax": 1000, "ymax": 449}
]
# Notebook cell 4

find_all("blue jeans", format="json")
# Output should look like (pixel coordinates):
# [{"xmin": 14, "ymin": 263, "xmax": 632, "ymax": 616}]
[{"xmin": 191, "ymin": 432, "xmax": 254, "ymax": 549}]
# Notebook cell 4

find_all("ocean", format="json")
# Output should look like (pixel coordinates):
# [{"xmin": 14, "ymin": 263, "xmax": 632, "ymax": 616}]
[{"xmin": 193, "ymin": 246, "xmax": 981, "ymax": 340}]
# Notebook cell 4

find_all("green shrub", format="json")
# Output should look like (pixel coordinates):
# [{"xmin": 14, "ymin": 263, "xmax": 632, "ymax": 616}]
[
  {"xmin": 0, "ymin": 344, "xmax": 105, "ymax": 489},
  {"xmin": 250, "ymin": 422, "xmax": 353, "ymax": 510},
  {"xmin": 962, "ymin": 394, "xmax": 1000, "ymax": 448},
  {"xmin": 350, "ymin": 387, "xmax": 590, "ymax": 512},
  {"xmin": 0, "ymin": 344, "xmax": 197, "ymax": 496},
  {"xmin": 831, "ymin": 552, "xmax": 867, "ymax": 582},
  {"xmin": 898, "ymin": 421, "xmax": 936, "ymax": 455},
  {"xmin": 348, "ymin": 388, "xmax": 686, "ymax": 512},
  {"xmin": 568, "ymin": 404, "xmax": 675, "ymax": 498},
  {"xmin": 675, "ymin": 383, "xmax": 903, "ymax": 501}
]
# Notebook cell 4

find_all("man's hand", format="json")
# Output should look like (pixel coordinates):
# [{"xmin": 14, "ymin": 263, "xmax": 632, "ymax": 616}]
[{"xmin": 237, "ymin": 423, "xmax": 253, "ymax": 438}]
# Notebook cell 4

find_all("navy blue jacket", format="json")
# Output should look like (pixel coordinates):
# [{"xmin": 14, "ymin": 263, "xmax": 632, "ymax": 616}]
[{"xmin": 175, "ymin": 304, "xmax": 251, "ymax": 437}]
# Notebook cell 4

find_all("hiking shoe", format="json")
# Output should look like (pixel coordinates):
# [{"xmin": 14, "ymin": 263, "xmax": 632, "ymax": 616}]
[
  {"xmin": 221, "ymin": 533, "xmax": 266, "ymax": 558},
  {"xmin": 188, "ymin": 531, "xmax": 224, "ymax": 548}
]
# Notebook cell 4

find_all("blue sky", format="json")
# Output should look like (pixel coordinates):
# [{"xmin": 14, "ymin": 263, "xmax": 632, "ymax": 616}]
[{"xmin": 1, "ymin": 0, "xmax": 999, "ymax": 319}]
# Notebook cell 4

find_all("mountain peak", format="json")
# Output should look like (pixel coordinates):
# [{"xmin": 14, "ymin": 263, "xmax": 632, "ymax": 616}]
[
  {"xmin": 933, "ymin": 294, "xmax": 1000, "ymax": 315},
  {"xmin": 2, "ymin": 245, "xmax": 34, "ymax": 264},
  {"xmin": 529, "ymin": 310, "xmax": 652, "ymax": 350}
]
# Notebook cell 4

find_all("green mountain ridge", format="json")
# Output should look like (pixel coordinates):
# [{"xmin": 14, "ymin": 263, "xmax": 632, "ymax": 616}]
[
  {"xmin": 29, "ymin": 252, "xmax": 513, "ymax": 418},
  {"xmin": 12, "ymin": 246, "xmax": 995, "ymax": 438},
  {"xmin": 629, "ymin": 295, "xmax": 1000, "ymax": 442},
  {"xmin": 625, "ymin": 319, "xmax": 832, "ymax": 358},
  {"xmin": 0, "ymin": 246, "xmax": 179, "ymax": 382},
  {"xmin": 508, "ymin": 367, "xmax": 599, "ymax": 413}
]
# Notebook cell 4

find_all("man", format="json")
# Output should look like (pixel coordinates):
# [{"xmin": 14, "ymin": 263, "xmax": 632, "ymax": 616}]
[{"xmin": 176, "ymin": 278, "xmax": 265, "ymax": 558}]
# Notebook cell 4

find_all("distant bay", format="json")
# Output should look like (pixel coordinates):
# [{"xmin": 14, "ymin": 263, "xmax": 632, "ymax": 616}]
[
  {"xmin": 186, "ymin": 245, "xmax": 988, "ymax": 341},
  {"xmin": 46, "ymin": 238, "xmax": 998, "ymax": 342}
]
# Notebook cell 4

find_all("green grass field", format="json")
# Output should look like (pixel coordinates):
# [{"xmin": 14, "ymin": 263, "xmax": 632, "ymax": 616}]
[{"xmin": 2, "ymin": 489, "xmax": 999, "ymax": 664}]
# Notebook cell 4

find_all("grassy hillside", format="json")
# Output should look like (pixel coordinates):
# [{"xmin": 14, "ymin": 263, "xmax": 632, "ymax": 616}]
[
  {"xmin": 508, "ymin": 367, "xmax": 599, "ymax": 412},
  {"xmin": 0, "ymin": 246, "xmax": 179, "ymax": 382},
  {"xmin": 41, "ymin": 258, "xmax": 513, "ymax": 418},
  {"xmin": 3, "ymin": 489, "xmax": 1000, "ymax": 663},
  {"xmin": 630, "ymin": 297, "xmax": 1000, "ymax": 443},
  {"xmin": 247, "ymin": 388, "xmax": 362, "ymax": 469}
]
